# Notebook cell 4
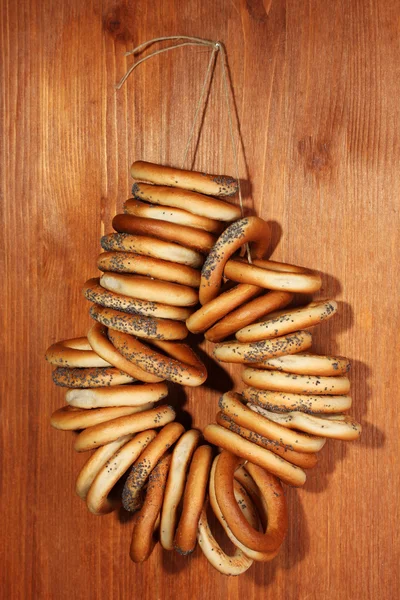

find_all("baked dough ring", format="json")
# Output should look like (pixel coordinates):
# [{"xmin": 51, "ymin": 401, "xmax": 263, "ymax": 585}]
[
  {"xmin": 186, "ymin": 283, "xmax": 262, "ymax": 334},
  {"xmin": 242, "ymin": 386, "xmax": 352, "ymax": 414},
  {"xmin": 218, "ymin": 392, "xmax": 326, "ymax": 454},
  {"xmin": 83, "ymin": 278, "xmax": 193, "ymax": 321},
  {"xmin": 101, "ymin": 233, "xmax": 203, "ymax": 268},
  {"xmin": 86, "ymin": 430, "xmax": 157, "ymax": 515},
  {"xmin": 87, "ymin": 322, "xmax": 163, "ymax": 383},
  {"xmin": 213, "ymin": 331, "xmax": 312, "ymax": 364},
  {"xmin": 51, "ymin": 404, "xmax": 154, "ymax": 431},
  {"xmin": 108, "ymin": 330, "xmax": 207, "ymax": 387},
  {"xmin": 122, "ymin": 422, "xmax": 184, "ymax": 512},
  {"xmin": 52, "ymin": 366, "xmax": 135, "ymax": 388},
  {"xmin": 205, "ymin": 290, "xmax": 293, "ymax": 343},
  {"xmin": 89, "ymin": 304, "xmax": 188, "ymax": 341},
  {"xmin": 124, "ymin": 198, "xmax": 224, "ymax": 234},
  {"xmin": 236, "ymin": 300, "xmax": 338, "ymax": 342},
  {"xmin": 45, "ymin": 337, "xmax": 111, "ymax": 368},
  {"xmin": 113, "ymin": 214, "xmax": 216, "ymax": 254},
  {"xmin": 250, "ymin": 352, "xmax": 351, "ymax": 376},
  {"xmin": 249, "ymin": 404, "xmax": 362, "ymax": 441},
  {"xmin": 97, "ymin": 252, "xmax": 201, "ymax": 288},
  {"xmin": 74, "ymin": 404, "xmax": 176, "ymax": 452},
  {"xmin": 224, "ymin": 258, "xmax": 322, "ymax": 293},
  {"xmin": 131, "ymin": 161, "xmax": 239, "ymax": 197},
  {"xmin": 130, "ymin": 454, "xmax": 172, "ymax": 563},
  {"xmin": 160, "ymin": 429, "xmax": 202, "ymax": 550},
  {"xmin": 200, "ymin": 217, "xmax": 271, "ymax": 305},
  {"xmin": 242, "ymin": 368, "xmax": 351, "ymax": 395},
  {"xmin": 203, "ymin": 424, "xmax": 306, "ymax": 487},
  {"xmin": 66, "ymin": 382, "xmax": 168, "ymax": 409},
  {"xmin": 100, "ymin": 273, "xmax": 198, "ymax": 307},
  {"xmin": 174, "ymin": 445, "xmax": 213, "ymax": 555}
]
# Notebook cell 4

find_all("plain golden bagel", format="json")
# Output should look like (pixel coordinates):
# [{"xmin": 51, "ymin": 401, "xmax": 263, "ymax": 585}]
[
  {"xmin": 242, "ymin": 386, "xmax": 352, "ymax": 414},
  {"xmin": 249, "ymin": 352, "xmax": 351, "ymax": 376},
  {"xmin": 242, "ymin": 368, "xmax": 351, "ymax": 395},
  {"xmin": 52, "ymin": 366, "xmax": 135, "ymax": 388},
  {"xmin": 50, "ymin": 404, "xmax": 154, "ymax": 431},
  {"xmin": 66, "ymin": 381, "xmax": 168, "ymax": 409},
  {"xmin": 45, "ymin": 337, "xmax": 110, "ymax": 368}
]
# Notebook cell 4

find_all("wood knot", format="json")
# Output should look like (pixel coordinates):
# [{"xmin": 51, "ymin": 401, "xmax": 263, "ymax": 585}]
[
  {"xmin": 103, "ymin": 7, "xmax": 134, "ymax": 43},
  {"xmin": 298, "ymin": 136, "xmax": 332, "ymax": 176}
]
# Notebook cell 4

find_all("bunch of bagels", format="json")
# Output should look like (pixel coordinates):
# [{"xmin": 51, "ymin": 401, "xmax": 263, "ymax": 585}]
[{"xmin": 46, "ymin": 161, "xmax": 361, "ymax": 575}]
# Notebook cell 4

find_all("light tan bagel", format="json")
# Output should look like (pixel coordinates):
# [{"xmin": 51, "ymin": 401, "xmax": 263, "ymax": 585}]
[
  {"xmin": 131, "ymin": 161, "xmax": 239, "ymax": 197},
  {"xmin": 242, "ymin": 368, "xmax": 351, "ymax": 395},
  {"xmin": 205, "ymin": 290, "xmax": 293, "ymax": 342},
  {"xmin": 100, "ymin": 273, "xmax": 198, "ymax": 307},
  {"xmin": 66, "ymin": 382, "xmax": 168, "ymax": 409},
  {"xmin": 203, "ymin": 424, "xmax": 306, "ymax": 486},
  {"xmin": 50, "ymin": 404, "xmax": 153, "ymax": 431},
  {"xmin": 216, "ymin": 412, "xmax": 318, "ymax": 469},
  {"xmin": 224, "ymin": 258, "xmax": 322, "ymax": 293},
  {"xmin": 74, "ymin": 404, "xmax": 176, "ymax": 452},
  {"xmin": 249, "ymin": 404, "xmax": 362, "ymax": 441},
  {"xmin": 242, "ymin": 386, "xmax": 352, "ymax": 414},
  {"xmin": 112, "ymin": 214, "xmax": 216, "ymax": 254},
  {"xmin": 89, "ymin": 304, "xmax": 188, "ymax": 341},
  {"xmin": 45, "ymin": 337, "xmax": 111, "ymax": 368},
  {"xmin": 174, "ymin": 445, "xmax": 213, "ymax": 555},
  {"xmin": 213, "ymin": 330, "xmax": 313, "ymax": 364},
  {"xmin": 236, "ymin": 300, "xmax": 338, "ymax": 342},
  {"xmin": 83, "ymin": 278, "xmax": 193, "ymax": 321},
  {"xmin": 86, "ymin": 430, "xmax": 157, "ymax": 515},
  {"xmin": 160, "ymin": 429, "xmax": 202, "ymax": 550},
  {"xmin": 249, "ymin": 352, "xmax": 351, "ymax": 376},
  {"xmin": 186, "ymin": 283, "xmax": 262, "ymax": 334},
  {"xmin": 97, "ymin": 252, "xmax": 201, "ymax": 288},
  {"xmin": 108, "ymin": 330, "xmax": 207, "ymax": 387},
  {"xmin": 52, "ymin": 366, "xmax": 135, "ymax": 388},
  {"xmin": 122, "ymin": 422, "xmax": 184, "ymax": 512},
  {"xmin": 218, "ymin": 392, "xmax": 326, "ymax": 454},
  {"xmin": 200, "ymin": 217, "xmax": 271, "ymax": 305},
  {"xmin": 130, "ymin": 454, "xmax": 172, "ymax": 563},
  {"xmin": 86, "ymin": 322, "xmax": 163, "ymax": 382},
  {"xmin": 124, "ymin": 198, "xmax": 224, "ymax": 234},
  {"xmin": 101, "ymin": 233, "xmax": 203, "ymax": 268}
]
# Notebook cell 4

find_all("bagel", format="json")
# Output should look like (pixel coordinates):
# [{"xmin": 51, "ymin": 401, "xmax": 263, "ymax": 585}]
[
  {"xmin": 97, "ymin": 252, "xmax": 201, "ymax": 288},
  {"xmin": 124, "ymin": 198, "xmax": 224, "ymax": 233},
  {"xmin": 186, "ymin": 283, "xmax": 262, "ymax": 334},
  {"xmin": 100, "ymin": 273, "xmax": 198, "ymax": 307},
  {"xmin": 108, "ymin": 330, "xmax": 207, "ymax": 386},
  {"xmin": 213, "ymin": 330, "xmax": 313, "ymax": 364},
  {"xmin": 242, "ymin": 386, "xmax": 352, "ymax": 414},
  {"xmin": 83, "ymin": 278, "xmax": 193, "ymax": 321},
  {"xmin": 73, "ymin": 404, "xmax": 176, "ymax": 452},
  {"xmin": 52, "ymin": 366, "xmax": 135, "ymax": 388},
  {"xmin": 160, "ymin": 429, "xmax": 202, "ymax": 550},
  {"xmin": 130, "ymin": 454, "xmax": 172, "ymax": 562},
  {"xmin": 112, "ymin": 214, "xmax": 216, "ymax": 254},
  {"xmin": 89, "ymin": 304, "xmax": 188, "ymax": 341},
  {"xmin": 249, "ymin": 352, "xmax": 351, "ymax": 376},
  {"xmin": 101, "ymin": 233, "xmax": 203, "ymax": 268},
  {"xmin": 236, "ymin": 300, "xmax": 338, "ymax": 342},
  {"xmin": 86, "ymin": 430, "xmax": 157, "ymax": 515},
  {"xmin": 174, "ymin": 445, "xmax": 213, "ymax": 555},
  {"xmin": 205, "ymin": 290, "xmax": 293, "ymax": 342},
  {"xmin": 131, "ymin": 161, "xmax": 239, "ymax": 197},
  {"xmin": 122, "ymin": 422, "xmax": 184, "ymax": 512},
  {"xmin": 66, "ymin": 381, "xmax": 168, "ymax": 409},
  {"xmin": 218, "ymin": 392, "xmax": 326, "ymax": 454},
  {"xmin": 50, "ymin": 404, "xmax": 154, "ymax": 431},
  {"xmin": 86, "ymin": 322, "xmax": 163, "ymax": 382},
  {"xmin": 200, "ymin": 217, "xmax": 271, "ymax": 305},
  {"xmin": 224, "ymin": 258, "xmax": 322, "ymax": 293},
  {"xmin": 45, "ymin": 337, "xmax": 110, "ymax": 368},
  {"xmin": 242, "ymin": 368, "xmax": 351, "ymax": 395}
]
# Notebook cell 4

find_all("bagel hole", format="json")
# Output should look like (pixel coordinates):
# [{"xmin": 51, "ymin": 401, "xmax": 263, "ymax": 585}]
[{"xmin": 206, "ymin": 502, "xmax": 238, "ymax": 556}]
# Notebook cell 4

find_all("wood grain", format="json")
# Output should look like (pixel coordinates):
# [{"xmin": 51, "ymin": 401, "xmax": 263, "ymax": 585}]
[{"xmin": 1, "ymin": 0, "xmax": 399, "ymax": 598}]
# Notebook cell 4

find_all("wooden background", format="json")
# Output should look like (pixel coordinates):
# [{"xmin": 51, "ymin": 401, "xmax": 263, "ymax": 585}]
[{"xmin": 1, "ymin": 1, "xmax": 399, "ymax": 598}]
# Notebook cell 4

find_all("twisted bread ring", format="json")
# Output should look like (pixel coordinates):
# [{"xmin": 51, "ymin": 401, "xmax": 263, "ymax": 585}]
[
  {"xmin": 50, "ymin": 404, "xmax": 154, "ymax": 431},
  {"xmin": 160, "ymin": 429, "xmax": 202, "ymax": 550},
  {"xmin": 45, "ymin": 337, "xmax": 110, "ymax": 368},
  {"xmin": 249, "ymin": 352, "xmax": 351, "ymax": 376},
  {"xmin": 242, "ymin": 386, "xmax": 352, "ymax": 414},
  {"xmin": 66, "ymin": 382, "xmax": 168, "ymax": 409},
  {"xmin": 131, "ymin": 161, "xmax": 239, "ymax": 197},
  {"xmin": 242, "ymin": 368, "xmax": 351, "ymax": 395},
  {"xmin": 52, "ymin": 366, "xmax": 135, "ymax": 388},
  {"xmin": 213, "ymin": 331, "xmax": 313, "ymax": 364},
  {"xmin": 200, "ymin": 217, "xmax": 271, "ymax": 305},
  {"xmin": 122, "ymin": 422, "xmax": 184, "ymax": 512},
  {"xmin": 73, "ymin": 404, "xmax": 176, "ymax": 452},
  {"xmin": 86, "ymin": 430, "xmax": 157, "ymax": 515}
]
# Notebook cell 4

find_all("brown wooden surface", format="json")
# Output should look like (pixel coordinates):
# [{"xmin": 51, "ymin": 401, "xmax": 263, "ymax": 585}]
[{"xmin": 1, "ymin": 1, "xmax": 399, "ymax": 598}]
